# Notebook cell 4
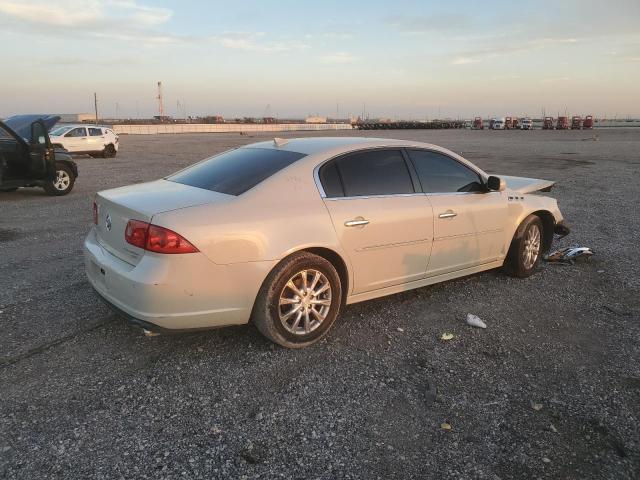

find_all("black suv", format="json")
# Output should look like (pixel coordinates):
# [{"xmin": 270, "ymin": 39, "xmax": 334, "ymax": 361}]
[{"xmin": 0, "ymin": 115, "xmax": 78, "ymax": 195}]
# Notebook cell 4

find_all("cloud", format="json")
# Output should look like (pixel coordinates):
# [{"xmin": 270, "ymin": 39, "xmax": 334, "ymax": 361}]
[
  {"xmin": 212, "ymin": 32, "xmax": 308, "ymax": 53},
  {"xmin": 387, "ymin": 13, "xmax": 471, "ymax": 34},
  {"xmin": 0, "ymin": 0, "xmax": 176, "ymax": 44},
  {"xmin": 319, "ymin": 52, "xmax": 357, "ymax": 64},
  {"xmin": 451, "ymin": 37, "xmax": 581, "ymax": 65}
]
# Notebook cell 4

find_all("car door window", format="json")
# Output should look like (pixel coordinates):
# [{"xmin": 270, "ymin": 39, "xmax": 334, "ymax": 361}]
[
  {"xmin": 65, "ymin": 127, "xmax": 86, "ymax": 138},
  {"xmin": 321, "ymin": 149, "xmax": 414, "ymax": 198},
  {"xmin": 407, "ymin": 150, "xmax": 484, "ymax": 193},
  {"xmin": 89, "ymin": 128, "xmax": 102, "ymax": 136}
]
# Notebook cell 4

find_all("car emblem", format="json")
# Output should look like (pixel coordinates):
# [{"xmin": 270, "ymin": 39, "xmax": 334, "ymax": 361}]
[{"xmin": 105, "ymin": 213, "xmax": 112, "ymax": 231}]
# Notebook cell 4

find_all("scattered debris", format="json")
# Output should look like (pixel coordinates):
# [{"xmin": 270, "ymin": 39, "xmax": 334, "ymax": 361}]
[
  {"xmin": 440, "ymin": 333, "xmax": 454, "ymax": 341},
  {"xmin": 440, "ymin": 423, "xmax": 452, "ymax": 431},
  {"xmin": 542, "ymin": 457, "xmax": 552, "ymax": 463},
  {"xmin": 550, "ymin": 424, "xmax": 559, "ymax": 433},
  {"xmin": 581, "ymin": 134, "xmax": 599, "ymax": 141},
  {"xmin": 545, "ymin": 246, "xmax": 594, "ymax": 264},
  {"xmin": 396, "ymin": 327, "xmax": 404, "ymax": 332},
  {"xmin": 143, "ymin": 329, "xmax": 160, "ymax": 337},
  {"xmin": 532, "ymin": 402, "xmax": 543, "ymax": 411},
  {"xmin": 466, "ymin": 313, "xmax": 487, "ymax": 329}
]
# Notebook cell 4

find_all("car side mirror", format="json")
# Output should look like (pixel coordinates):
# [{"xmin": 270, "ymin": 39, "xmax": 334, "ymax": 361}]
[{"xmin": 487, "ymin": 175, "xmax": 506, "ymax": 192}]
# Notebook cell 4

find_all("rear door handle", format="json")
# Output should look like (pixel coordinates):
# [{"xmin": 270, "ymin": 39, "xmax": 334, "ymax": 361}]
[
  {"xmin": 438, "ymin": 211, "xmax": 457, "ymax": 219},
  {"xmin": 345, "ymin": 219, "xmax": 369, "ymax": 227}
]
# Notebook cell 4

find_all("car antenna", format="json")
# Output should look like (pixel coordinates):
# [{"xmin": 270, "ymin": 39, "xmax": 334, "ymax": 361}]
[{"xmin": 273, "ymin": 137, "xmax": 288, "ymax": 147}]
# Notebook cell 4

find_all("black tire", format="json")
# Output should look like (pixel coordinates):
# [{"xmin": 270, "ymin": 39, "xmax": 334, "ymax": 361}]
[
  {"xmin": 252, "ymin": 252, "xmax": 342, "ymax": 348},
  {"xmin": 504, "ymin": 214, "xmax": 544, "ymax": 278},
  {"xmin": 43, "ymin": 163, "xmax": 75, "ymax": 196},
  {"xmin": 102, "ymin": 144, "xmax": 116, "ymax": 158}
]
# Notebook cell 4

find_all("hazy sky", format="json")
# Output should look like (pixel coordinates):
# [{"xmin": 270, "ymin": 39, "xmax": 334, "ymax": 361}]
[{"xmin": 1, "ymin": 0, "xmax": 639, "ymax": 119}]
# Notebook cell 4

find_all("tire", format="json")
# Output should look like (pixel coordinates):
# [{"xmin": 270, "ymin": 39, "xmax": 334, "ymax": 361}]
[
  {"xmin": 252, "ymin": 252, "xmax": 342, "ymax": 348},
  {"xmin": 43, "ymin": 163, "xmax": 75, "ymax": 196},
  {"xmin": 504, "ymin": 214, "xmax": 544, "ymax": 278},
  {"xmin": 102, "ymin": 144, "xmax": 116, "ymax": 158}
]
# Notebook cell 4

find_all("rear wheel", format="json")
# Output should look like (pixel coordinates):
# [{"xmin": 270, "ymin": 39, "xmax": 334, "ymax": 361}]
[
  {"xmin": 252, "ymin": 252, "xmax": 342, "ymax": 348},
  {"xmin": 43, "ymin": 163, "xmax": 75, "ymax": 196},
  {"xmin": 504, "ymin": 215, "xmax": 543, "ymax": 278}
]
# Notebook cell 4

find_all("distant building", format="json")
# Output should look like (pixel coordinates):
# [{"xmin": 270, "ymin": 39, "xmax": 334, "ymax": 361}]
[
  {"xmin": 57, "ymin": 113, "xmax": 95, "ymax": 123},
  {"xmin": 306, "ymin": 116, "xmax": 327, "ymax": 124}
]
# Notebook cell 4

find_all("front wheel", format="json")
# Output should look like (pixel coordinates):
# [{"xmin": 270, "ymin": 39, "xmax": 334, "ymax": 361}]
[
  {"xmin": 43, "ymin": 163, "xmax": 75, "ymax": 196},
  {"xmin": 504, "ymin": 215, "xmax": 543, "ymax": 278},
  {"xmin": 102, "ymin": 144, "xmax": 117, "ymax": 158},
  {"xmin": 252, "ymin": 252, "xmax": 342, "ymax": 348}
]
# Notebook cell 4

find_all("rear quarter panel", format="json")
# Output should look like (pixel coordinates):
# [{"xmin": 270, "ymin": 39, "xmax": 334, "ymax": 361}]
[{"xmin": 152, "ymin": 159, "xmax": 347, "ymax": 268}]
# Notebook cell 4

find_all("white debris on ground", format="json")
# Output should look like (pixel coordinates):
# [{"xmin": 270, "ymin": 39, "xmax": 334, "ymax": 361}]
[{"xmin": 466, "ymin": 313, "xmax": 487, "ymax": 329}]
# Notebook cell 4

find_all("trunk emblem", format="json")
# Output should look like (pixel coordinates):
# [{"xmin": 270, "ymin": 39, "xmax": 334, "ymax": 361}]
[{"xmin": 105, "ymin": 213, "xmax": 112, "ymax": 231}]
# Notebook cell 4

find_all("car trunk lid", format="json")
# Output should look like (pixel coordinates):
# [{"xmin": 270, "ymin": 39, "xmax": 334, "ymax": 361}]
[{"xmin": 94, "ymin": 179, "xmax": 231, "ymax": 265}]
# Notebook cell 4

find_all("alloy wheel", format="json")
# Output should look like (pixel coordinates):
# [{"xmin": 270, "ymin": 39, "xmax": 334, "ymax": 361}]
[
  {"xmin": 278, "ymin": 269, "xmax": 332, "ymax": 335},
  {"xmin": 522, "ymin": 224, "xmax": 541, "ymax": 269}
]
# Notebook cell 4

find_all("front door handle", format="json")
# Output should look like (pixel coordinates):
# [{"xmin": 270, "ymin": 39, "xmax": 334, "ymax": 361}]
[
  {"xmin": 345, "ymin": 218, "xmax": 370, "ymax": 227},
  {"xmin": 438, "ymin": 211, "xmax": 457, "ymax": 219}
]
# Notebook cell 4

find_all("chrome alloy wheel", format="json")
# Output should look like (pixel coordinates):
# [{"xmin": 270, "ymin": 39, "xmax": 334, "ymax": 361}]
[
  {"xmin": 53, "ymin": 169, "xmax": 71, "ymax": 191},
  {"xmin": 523, "ymin": 224, "xmax": 541, "ymax": 269},
  {"xmin": 279, "ymin": 269, "xmax": 332, "ymax": 335}
]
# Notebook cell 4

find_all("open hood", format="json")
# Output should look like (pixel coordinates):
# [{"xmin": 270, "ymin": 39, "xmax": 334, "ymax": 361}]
[
  {"xmin": 498, "ymin": 175, "xmax": 555, "ymax": 193},
  {"xmin": 2, "ymin": 114, "xmax": 60, "ymax": 142}
]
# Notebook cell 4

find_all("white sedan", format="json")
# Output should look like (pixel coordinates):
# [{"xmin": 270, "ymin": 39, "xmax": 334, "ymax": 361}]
[
  {"xmin": 85, "ymin": 137, "xmax": 569, "ymax": 348},
  {"xmin": 50, "ymin": 124, "xmax": 119, "ymax": 157}
]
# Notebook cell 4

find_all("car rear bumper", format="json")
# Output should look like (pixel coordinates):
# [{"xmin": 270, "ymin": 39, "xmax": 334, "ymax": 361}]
[{"xmin": 84, "ymin": 228, "xmax": 272, "ymax": 331}]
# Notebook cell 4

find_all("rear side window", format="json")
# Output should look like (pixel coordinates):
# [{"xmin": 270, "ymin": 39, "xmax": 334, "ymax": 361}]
[
  {"xmin": 167, "ymin": 147, "xmax": 306, "ymax": 196},
  {"xmin": 65, "ymin": 127, "xmax": 86, "ymax": 137},
  {"xmin": 89, "ymin": 128, "xmax": 102, "ymax": 136},
  {"xmin": 407, "ymin": 150, "xmax": 484, "ymax": 193},
  {"xmin": 321, "ymin": 149, "xmax": 414, "ymax": 198}
]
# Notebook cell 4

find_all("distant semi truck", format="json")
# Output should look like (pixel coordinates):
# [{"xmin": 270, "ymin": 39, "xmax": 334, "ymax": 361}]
[
  {"xmin": 472, "ymin": 117, "xmax": 484, "ymax": 129},
  {"xmin": 490, "ymin": 117, "xmax": 506, "ymax": 129},
  {"xmin": 543, "ymin": 117, "xmax": 555, "ymax": 129},
  {"xmin": 583, "ymin": 115, "xmax": 594, "ymax": 129},
  {"xmin": 520, "ymin": 118, "xmax": 533, "ymax": 130},
  {"xmin": 571, "ymin": 116, "xmax": 583, "ymax": 129},
  {"xmin": 556, "ymin": 116, "xmax": 570, "ymax": 130}
]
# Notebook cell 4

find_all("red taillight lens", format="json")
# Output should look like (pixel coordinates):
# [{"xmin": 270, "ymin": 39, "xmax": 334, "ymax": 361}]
[
  {"xmin": 92, "ymin": 202, "xmax": 98, "ymax": 225},
  {"xmin": 125, "ymin": 220, "xmax": 149, "ymax": 249},
  {"xmin": 124, "ymin": 220, "xmax": 198, "ymax": 254},
  {"xmin": 146, "ymin": 224, "xmax": 199, "ymax": 254}
]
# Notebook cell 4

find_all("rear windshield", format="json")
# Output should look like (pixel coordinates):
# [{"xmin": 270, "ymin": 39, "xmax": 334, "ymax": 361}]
[{"xmin": 167, "ymin": 147, "xmax": 306, "ymax": 196}]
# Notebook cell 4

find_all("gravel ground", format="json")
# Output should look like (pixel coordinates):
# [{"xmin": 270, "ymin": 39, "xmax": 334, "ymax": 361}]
[{"xmin": 1, "ymin": 129, "xmax": 638, "ymax": 479}]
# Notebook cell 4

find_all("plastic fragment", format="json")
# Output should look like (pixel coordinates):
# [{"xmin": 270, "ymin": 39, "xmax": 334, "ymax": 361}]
[
  {"xmin": 545, "ymin": 246, "xmax": 594, "ymax": 264},
  {"xmin": 441, "ymin": 333, "xmax": 454, "ymax": 341},
  {"xmin": 440, "ymin": 423, "xmax": 452, "ymax": 430},
  {"xmin": 466, "ymin": 313, "xmax": 487, "ymax": 329},
  {"xmin": 532, "ymin": 402, "xmax": 543, "ymax": 411}
]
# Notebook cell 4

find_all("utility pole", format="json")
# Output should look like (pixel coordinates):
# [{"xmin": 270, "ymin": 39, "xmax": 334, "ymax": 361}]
[
  {"xmin": 94, "ymin": 92, "xmax": 98, "ymax": 125},
  {"xmin": 156, "ymin": 81, "xmax": 164, "ymax": 121}
]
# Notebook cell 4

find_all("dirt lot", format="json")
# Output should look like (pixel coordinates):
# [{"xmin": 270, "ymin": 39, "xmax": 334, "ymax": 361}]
[{"xmin": 1, "ymin": 129, "xmax": 639, "ymax": 479}]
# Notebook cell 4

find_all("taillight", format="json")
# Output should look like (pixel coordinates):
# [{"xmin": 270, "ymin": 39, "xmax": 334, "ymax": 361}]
[
  {"xmin": 124, "ymin": 220, "xmax": 198, "ymax": 254},
  {"xmin": 93, "ymin": 202, "xmax": 98, "ymax": 225},
  {"xmin": 125, "ymin": 220, "xmax": 149, "ymax": 249}
]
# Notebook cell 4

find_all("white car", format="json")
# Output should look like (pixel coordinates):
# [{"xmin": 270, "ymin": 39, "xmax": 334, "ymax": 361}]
[
  {"xmin": 49, "ymin": 124, "xmax": 119, "ymax": 157},
  {"xmin": 85, "ymin": 137, "xmax": 569, "ymax": 348}
]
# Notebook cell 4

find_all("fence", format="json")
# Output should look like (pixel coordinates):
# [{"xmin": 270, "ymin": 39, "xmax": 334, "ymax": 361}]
[{"xmin": 112, "ymin": 123, "xmax": 353, "ymax": 135}]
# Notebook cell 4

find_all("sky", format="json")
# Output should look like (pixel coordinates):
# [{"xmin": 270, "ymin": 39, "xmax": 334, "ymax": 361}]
[{"xmin": 0, "ymin": 0, "xmax": 639, "ymax": 119}]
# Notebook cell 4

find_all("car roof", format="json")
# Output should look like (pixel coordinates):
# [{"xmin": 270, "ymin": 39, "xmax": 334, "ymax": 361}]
[{"xmin": 242, "ymin": 137, "xmax": 416, "ymax": 156}]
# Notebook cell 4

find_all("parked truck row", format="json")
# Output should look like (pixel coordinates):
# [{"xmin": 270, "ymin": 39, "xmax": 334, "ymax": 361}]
[{"xmin": 472, "ymin": 115, "xmax": 594, "ymax": 130}]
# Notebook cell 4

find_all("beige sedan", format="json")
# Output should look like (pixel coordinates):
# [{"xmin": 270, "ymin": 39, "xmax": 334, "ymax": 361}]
[{"xmin": 85, "ymin": 137, "xmax": 569, "ymax": 347}]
